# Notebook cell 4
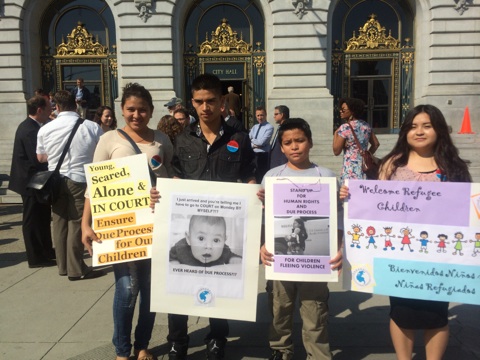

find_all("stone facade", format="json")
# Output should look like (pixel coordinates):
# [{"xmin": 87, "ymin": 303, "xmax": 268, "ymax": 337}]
[{"xmin": 0, "ymin": 0, "xmax": 479, "ymax": 202}]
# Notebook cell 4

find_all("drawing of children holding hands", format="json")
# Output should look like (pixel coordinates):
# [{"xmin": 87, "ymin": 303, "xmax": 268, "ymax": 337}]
[
  {"xmin": 366, "ymin": 226, "xmax": 378, "ymax": 249},
  {"xmin": 348, "ymin": 224, "xmax": 363, "ymax": 249},
  {"xmin": 435, "ymin": 234, "xmax": 449, "ymax": 253},
  {"xmin": 470, "ymin": 232, "xmax": 480, "ymax": 257},
  {"xmin": 452, "ymin": 231, "xmax": 467, "ymax": 256},
  {"xmin": 417, "ymin": 231, "xmax": 431, "ymax": 253},
  {"xmin": 400, "ymin": 227, "xmax": 415, "ymax": 252},
  {"xmin": 380, "ymin": 226, "xmax": 396, "ymax": 251}
]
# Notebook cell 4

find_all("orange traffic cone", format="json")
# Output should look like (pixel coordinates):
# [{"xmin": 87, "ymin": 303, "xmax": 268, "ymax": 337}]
[{"xmin": 458, "ymin": 106, "xmax": 475, "ymax": 134}]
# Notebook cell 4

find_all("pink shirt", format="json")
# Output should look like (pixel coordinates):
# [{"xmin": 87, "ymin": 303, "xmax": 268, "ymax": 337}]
[{"xmin": 390, "ymin": 166, "xmax": 443, "ymax": 182}]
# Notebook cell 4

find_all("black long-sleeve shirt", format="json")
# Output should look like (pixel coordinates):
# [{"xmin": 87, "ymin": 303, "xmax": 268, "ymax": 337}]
[{"xmin": 172, "ymin": 119, "xmax": 256, "ymax": 183}]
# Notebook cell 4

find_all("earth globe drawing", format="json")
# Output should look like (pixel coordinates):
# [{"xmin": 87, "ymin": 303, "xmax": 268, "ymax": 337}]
[
  {"xmin": 197, "ymin": 289, "xmax": 213, "ymax": 304},
  {"xmin": 353, "ymin": 268, "xmax": 371, "ymax": 286},
  {"xmin": 356, "ymin": 270, "xmax": 366, "ymax": 284}
]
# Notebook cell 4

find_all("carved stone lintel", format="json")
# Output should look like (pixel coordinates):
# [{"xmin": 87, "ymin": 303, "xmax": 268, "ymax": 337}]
[
  {"xmin": 454, "ymin": 0, "xmax": 472, "ymax": 15},
  {"xmin": 135, "ymin": 0, "xmax": 153, "ymax": 23},
  {"xmin": 292, "ymin": 0, "xmax": 310, "ymax": 19}
]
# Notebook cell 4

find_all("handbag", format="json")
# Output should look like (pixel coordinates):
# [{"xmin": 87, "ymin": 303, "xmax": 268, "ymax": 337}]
[
  {"xmin": 27, "ymin": 117, "xmax": 85, "ymax": 205},
  {"xmin": 347, "ymin": 121, "xmax": 379, "ymax": 180},
  {"xmin": 117, "ymin": 129, "xmax": 158, "ymax": 185}
]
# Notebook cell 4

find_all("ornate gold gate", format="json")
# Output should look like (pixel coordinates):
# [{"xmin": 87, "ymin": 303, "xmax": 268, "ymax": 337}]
[
  {"xmin": 41, "ymin": 22, "xmax": 118, "ymax": 117},
  {"xmin": 183, "ymin": 19, "xmax": 265, "ymax": 129},
  {"xmin": 332, "ymin": 14, "xmax": 414, "ymax": 132}
]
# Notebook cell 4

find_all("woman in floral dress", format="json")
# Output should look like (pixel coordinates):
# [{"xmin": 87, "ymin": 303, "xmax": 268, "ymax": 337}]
[{"xmin": 333, "ymin": 97, "xmax": 379, "ymax": 183}]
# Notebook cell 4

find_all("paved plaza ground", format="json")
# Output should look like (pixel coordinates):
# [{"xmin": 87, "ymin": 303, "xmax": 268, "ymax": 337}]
[{"xmin": 1, "ymin": 204, "xmax": 479, "ymax": 359}]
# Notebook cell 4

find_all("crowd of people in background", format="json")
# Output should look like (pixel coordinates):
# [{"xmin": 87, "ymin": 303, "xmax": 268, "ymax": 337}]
[
  {"xmin": 31, "ymin": 81, "xmax": 290, "ymax": 165},
  {"xmin": 9, "ymin": 73, "xmax": 470, "ymax": 360}
]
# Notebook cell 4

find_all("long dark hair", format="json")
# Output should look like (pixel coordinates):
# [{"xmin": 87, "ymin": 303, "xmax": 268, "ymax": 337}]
[
  {"xmin": 381, "ymin": 104, "xmax": 471, "ymax": 182},
  {"xmin": 292, "ymin": 218, "xmax": 308, "ymax": 250},
  {"xmin": 93, "ymin": 105, "xmax": 117, "ymax": 130}
]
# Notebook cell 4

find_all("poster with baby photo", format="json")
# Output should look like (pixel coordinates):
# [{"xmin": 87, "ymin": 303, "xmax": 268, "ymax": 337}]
[
  {"xmin": 264, "ymin": 176, "xmax": 340, "ymax": 282},
  {"xmin": 150, "ymin": 178, "xmax": 263, "ymax": 322}
]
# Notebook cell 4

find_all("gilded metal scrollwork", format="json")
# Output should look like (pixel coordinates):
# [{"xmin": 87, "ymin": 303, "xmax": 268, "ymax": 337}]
[
  {"xmin": 184, "ymin": 56, "xmax": 197, "ymax": 78},
  {"xmin": 55, "ymin": 22, "xmax": 107, "ymax": 57},
  {"xmin": 41, "ymin": 58, "xmax": 54, "ymax": 78},
  {"xmin": 401, "ymin": 38, "xmax": 414, "ymax": 74},
  {"xmin": 331, "ymin": 53, "xmax": 342, "ymax": 74},
  {"xmin": 109, "ymin": 58, "xmax": 118, "ymax": 79},
  {"xmin": 253, "ymin": 55, "xmax": 265, "ymax": 76},
  {"xmin": 253, "ymin": 42, "xmax": 265, "ymax": 76},
  {"xmin": 345, "ymin": 14, "xmax": 400, "ymax": 51},
  {"xmin": 199, "ymin": 18, "xmax": 251, "ymax": 54}
]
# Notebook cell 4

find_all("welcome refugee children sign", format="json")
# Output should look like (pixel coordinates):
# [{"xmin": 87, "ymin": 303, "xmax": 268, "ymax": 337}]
[{"xmin": 343, "ymin": 179, "xmax": 480, "ymax": 305}]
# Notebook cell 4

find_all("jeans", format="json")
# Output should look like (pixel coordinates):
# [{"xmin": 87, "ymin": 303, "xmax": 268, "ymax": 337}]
[{"xmin": 112, "ymin": 259, "xmax": 156, "ymax": 357}]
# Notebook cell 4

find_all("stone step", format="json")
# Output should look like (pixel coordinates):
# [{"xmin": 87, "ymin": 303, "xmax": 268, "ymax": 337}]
[
  {"xmin": 0, "ymin": 159, "xmax": 12, "ymax": 173},
  {"xmin": 0, "ymin": 191, "xmax": 21, "ymax": 204},
  {"xmin": 0, "ymin": 140, "xmax": 14, "ymax": 159},
  {"xmin": 0, "ymin": 139, "xmax": 14, "ymax": 148},
  {"xmin": 1, "ymin": 139, "xmax": 15, "ymax": 164},
  {"xmin": 1, "ymin": 139, "xmax": 18, "ymax": 203}
]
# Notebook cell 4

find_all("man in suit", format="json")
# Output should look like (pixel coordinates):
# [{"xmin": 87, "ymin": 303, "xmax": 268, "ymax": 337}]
[
  {"xmin": 9, "ymin": 96, "xmax": 55, "ymax": 268},
  {"xmin": 224, "ymin": 86, "xmax": 242, "ymax": 121},
  {"xmin": 269, "ymin": 105, "xmax": 290, "ymax": 169},
  {"xmin": 249, "ymin": 106, "xmax": 274, "ymax": 183},
  {"xmin": 70, "ymin": 77, "xmax": 91, "ymax": 119}
]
